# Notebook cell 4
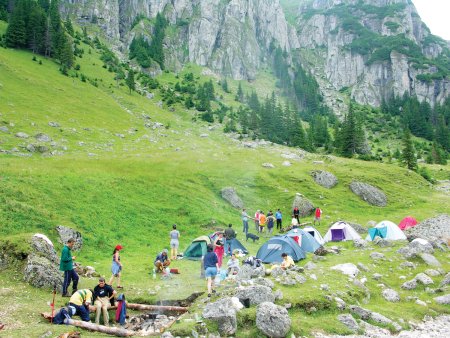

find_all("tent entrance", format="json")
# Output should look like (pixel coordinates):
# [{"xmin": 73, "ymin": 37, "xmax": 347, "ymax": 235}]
[{"xmin": 331, "ymin": 229, "xmax": 345, "ymax": 241}]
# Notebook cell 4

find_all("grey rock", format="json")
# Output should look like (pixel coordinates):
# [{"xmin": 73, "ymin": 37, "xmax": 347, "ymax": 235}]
[
  {"xmin": 349, "ymin": 305, "xmax": 371, "ymax": 320},
  {"xmin": 23, "ymin": 254, "xmax": 63, "ymax": 291},
  {"xmin": 235, "ymin": 285, "xmax": 274, "ymax": 305},
  {"xmin": 400, "ymin": 261, "xmax": 416, "ymax": 269},
  {"xmin": 331, "ymin": 263, "xmax": 359, "ymax": 278},
  {"xmin": 382, "ymin": 288, "xmax": 400, "ymax": 302},
  {"xmin": 0, "ymin": 126, "xmax": 9, "ymax": 133},
  {"xmin": 348, "ymin": 222, "xmax": 367, "ymax": 234},
  {"xmin": 310, "ymin": 170, "xmax": 338, "ymax": 189},
  {"xmin": 288, "ymin": 271, "xmax": 307, "ymax": 284},
  {"xmin": 415, "ymin": 273, "xmax": 434, "ymax": 285},
  {"xmin": 373, "ymin": 237, "xmax": 391, "ymax": 247},
  {"xmin": 31, "ymin": 234, "xmax": 59, "ymax": 264},
  {"xmin": 410, "ymin": 239, "xmax": 434, "ymax": 253},
  {"xmin": 419, "ymin": 253, "xmax": 441, "ymax": 267},
  {"xmin": 273, "ymin": 289, "xmax": 283, "ymax": 300},
  {"xmin": 349, "ymin": 181, "xmax": 387, "ymax": 207},
  {"xmin": 416, "ymin": 299, "xmax": 427, "ymax": 306},
  {"xmin": 48, "ymin": 122, "xmax": 60, "ymax": 127},
  {"xmin": 253, "ymin": 277, "xmax": 274, "ymax": 289},
  {"xmin": 203, "ymin": 297, "xmax": 237, "ymax": 336},
  {"xmin": 35, "ymin": 133, "xmax": 51, "ymax": 142},
  {"xmin": 357, "ymin": 262, "xmax": 369, "ymax": 272},
  {"xmin": 425, "ymin": 269, "xmax": 441, "ymax": 277},
  {"xmin": 15, "ymin": 132, "xmax": 29, "ymax": 139},
  {"xmin": 401, "ymin": 279, "xmax": 418, "ymax": 290},
  {"xmin": 26, "ymin": 144, "xmax": 36, "ymax": 152},
  {"xmin": 262, "ymin": 163, "xmax": 274, "ymax": 168},
  {"xmin": 320, "ymin": 284, "xmax": 329, "ymax": 291},
  {"xmin": 292, "ymin": 193, "xmax": 315, "ymax": 217},
  {"xmin": 220, "ymin": 187, "xmax": 243, "ymax": 209},
  {"xmin": 282, "ymin": 161, "xmax": 292, "ymax": 167},
  {"xmin": 353, "ymin": 238, "xmax": 368, "ymax": 248},
  {"xmin": 55, "ymin": 225, "xmax": 83, "ymax": 251},
  {"xmin": 304, "ymin": 261, "xmax": 317, "ymax": 270},
  {"xmin": 405, "ymin": 214, "xmax": 450, "ymax": 241},
  {"xmin": 270, "ymin": 266, "xmax": 286, "ymax": 278},
  {"xmin": 337, "ymin": 314, "xmax": 359, "ymax": 332},
  {"xmin": 371, "ymin": 312, "xmax": 401, "ymax": 331},
  {"xmin": 35, "ymin": 145, "xmax": 49, "ymax": 153},
  {"xmin": 440, "ymin": 273, "xmax": 450, "ymax": 288},
  {"xmin": 237, "ymin": 264, "xmax": 265, "ymax": 280},
  {"xmin": 372, "ymin": 273, "xmax": 383, "ymax": 280},
  {"xmin": 256, "ymin": 302, "xmax": 291, "ymax": 338},
  {"xmin": 335, "ymin": 297, "xmax": 346, "ymax": 311},
  {"xmin": 370, "ymin": 252, "xmax": 385, "ymax": 260},
  {"xmin": 434, "ymin": 294, "xmax": 450, "ymax": 305}
]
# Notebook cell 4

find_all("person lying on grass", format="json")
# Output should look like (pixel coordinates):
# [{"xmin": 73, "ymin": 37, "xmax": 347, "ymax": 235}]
[{"xmin": 154, "ymin": 249, "xmax": 171, "ymax": 272}]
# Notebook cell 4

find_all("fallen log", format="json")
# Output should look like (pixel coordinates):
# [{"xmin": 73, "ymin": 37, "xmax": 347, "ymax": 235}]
[
  {"xmin": 63, "ymin": 319, "xmax": 135, "ymax": 337},
  {"xmin": 126, "ymin": 303, "xmax": 188, "ymax": 313}
]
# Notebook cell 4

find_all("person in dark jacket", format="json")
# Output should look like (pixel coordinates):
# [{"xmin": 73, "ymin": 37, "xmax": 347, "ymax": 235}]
[
  {"xmin": 93, "ymin": 277, "xmax": 116, "ymax": 326},
  {"xmin": 60, "ymin": 238, "xmax": 79, "ymax": 297},
  {"xmin": 154, "ymin": 249, "xmax": 171, "ymax": 272},
  {"xmin": 203, "ymin": 244, "xmax": 219, "ymax": 297}
]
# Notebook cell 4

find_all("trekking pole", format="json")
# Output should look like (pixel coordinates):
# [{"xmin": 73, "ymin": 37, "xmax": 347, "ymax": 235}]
[{"xmin": 50, "ymin": 284, "xmax": 57, "ymax": 324}]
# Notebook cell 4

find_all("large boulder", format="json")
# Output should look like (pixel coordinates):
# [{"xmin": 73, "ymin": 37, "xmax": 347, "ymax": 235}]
[
  {"xmin": 310, "ymin": 170, "xmax": 338, "ymax": 189},
  {"xmin": 23, "ymin": 254, "xmax": 63, "ymax": 291},
  {"xmin": 220, "ymin": 187, "xmax": 244, "ymax": 209},
  {"xmin": 405, "ymin": 214, "xmax": 450, "ymax": 241},
  {"xmin": 349, "ymin": 181, "xmax": 387, "ymax": 207},
  {"xmin": 56, "ymin": 225, "xmax": 83, "ymax": 251},
  {"xmin": 349, "ymin": 222, "xmax": 368, "ymax": 234},
  {"xmin": 31, "ymin": 234, "xmax": 59, "ymax": 264},
  {"xmin": 203, "ymin": 297, "xmax": 237, "ymax": 336},
  {"xmin": 256, "ymin": 302, "xmax": 291, "ymax": 338},
  {"xmin": 337, "ymin": 314, "xmax": 359, "ymax": 332},
  {"xmin": 414, "ymin": 273, "xmax": 434, "ymax": 285},
  {"xmin": 398, "ymin": 239, "xmax": 434, "ymax": 259},
  {"xmin": 331, "ymin": 263, "xmax": 360, "ymax": 278},
  {"xmin": 440, "ymin": 273, "xmax": 450, "ymax": 288},
  {"xmin": 434, "ymin": 294, "xmax": 450, "ymax": 305},
  {"xmin": 419, "ymin": 253, "xmax": 441, "ymax": 267},
  {"xmin": 382, "ymin": 288, "xmax": 400, "ymax": 302},
  {"xmin": 237, "ymin": 264, "xmax": 265, "ymax": 281},
  {"xmin": 235, "ymin": 285, "xmax": 275, "ymax": 305},
  {"xmin": 292, "ymin": 193, "xmax": 315, "ymax": 217}
]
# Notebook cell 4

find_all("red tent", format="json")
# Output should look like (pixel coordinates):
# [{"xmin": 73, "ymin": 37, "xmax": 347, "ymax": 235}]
[{"xmin": 399, "ymin": 216, "xmax": 418, "ymax": 230}]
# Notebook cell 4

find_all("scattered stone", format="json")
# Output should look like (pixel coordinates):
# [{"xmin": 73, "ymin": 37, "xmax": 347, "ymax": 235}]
[
  {"xmin": 253, "ymin": 277, "xmax": 274, "ymax": 289},
  {"xmin": 256, "ymin": 302, "xmax": 291, "ymax": 338},
  {"xmin": 335, "ymin": 297, "xmax": 346, "ymax": 311},
  {"xmin": 400, "ymin": 261, "xmax": 416, "ymax": 269},
  {"xmin": 15, "ymin": 132, "xmax": 29, "ymax": 139},
  {"xmin": 371, "ymin": 311, "xmax": 401, "ymax": 331},
  {"xmin": 398, "ymin": 239, "xmax": 434, "ymax": 259},
  {"xmin": 373, "ymin": 237, "xmax": 391, "ymax": 247},
  {"xmin": 370, "ymin": 252, "xmax": 385, "ymax": 260},
  {"xmin": 372, "ymin": 273, "xmax": 383, "ymax": 280},
  {"xmin": 48, "ymin": 122, "xmax": 60, "ymax": 127},
  {"xmin": 0, "ymin": 126, "xmax": 9, "ymax": 133},
  {"xmin": 200, "ymin": 134, "xmax": 209, "ymax": 138},
  {"xmin": 320, "ymin": 284, "xmax": 329, "ymax": 291},
  {"xmin": 415, "ymin": 273, "xmax": 434, "ymax": 285},
  {"xmin": 416, "ymin": 299, "xmax": 427, "ymax": 306},
  {"xmin": 74, "ymin": 262, "xmax": 99, "ymax": 278},
  {"xmin": 262, "ymin": 163, "xmax": 274, "ymax": 168},
  {"xmin": 282, "ymin": 161, "xmax": 292, "ymax": 167},
  {"xmin": 337, "ymin": 314, "xmax": 359, "ymax": 332},
  {"xmin": 425, "ymin": 269, "xmax": 441, "ymax": 277},
  {"xmin": 271, "ymin": 266, "xmax": 286, "ymax": 278},
  {"xmin": 349, "ymin": 222, "xmax": 368, "ymax": 234},
  {"xmin": 220, "ymin": 187, "xmax": 243, "ymax": 209},
  {"xmin": 35, "ymin": 133, "xmax": 51, "ymax": 142},
  {"xmin": 349, "ymin": 181, "xmax": 387, "ymax": 207},
  {"xmin": 440, "ymin": 273, "xmax": 450, "ymax": 288},
  {"xmin": 349, "ymin": 305, "xmax": 371, "ymax": 320},
  {"xmin": 382, "ymin": 288, "xmax": 400, "ymax": 302},
  {"xmin": 235, "ymin": 285, "xmax": 274, "ymax": 305},
  {"xmin": 419, "ymin": 253, "xmax": 441, "ymax": 267},
  {"xmin": 203, "ymin": 297, "xmax": 237, "ymax": 336},
  {"xmin": 353, "ymin": 238, "xmax": 368, "ymax": 248},
  {"xmin": 310, "ymin": 170, "xmax": 338, "ymax": 189},
  {"xmin": 292, "ymin": 193, "xmax": 315, "ymax": 217},
  {"xmin": 331, "ymin": 263, "xmax": 359, "ymax": 278},
  {"xmin": 309, "ymin": 273, "xmax": 317, "ymax": 281},
  {"xmin": 401, "ymin": 279, "xmax": 418, "ymax": 290},
  {"xmin": 273, "ymin": 289, "xmax": 283, "ymax": 300},
  {"xmin": 434, "ymin": 294, "xmax": 450, "ymax": 305},
  {"xmin": 55, "ymin": 225, "xmax": 83, "ymax": 251},
  {"xmin": 26, "ymin": 144, "xmax": 36, "ymax": 152},
  {"xmin": 357, "ymin": 263, "xmax": 369, "ymax": 272},
  {"xmin": 304, "ymin": 261, "xmax": 317, "ymax": 270}
]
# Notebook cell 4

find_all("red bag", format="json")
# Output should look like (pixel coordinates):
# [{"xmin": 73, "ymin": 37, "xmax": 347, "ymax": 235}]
[{"xmin": 170, "ymin": 268, "xmax": 180, "ymax": 274}]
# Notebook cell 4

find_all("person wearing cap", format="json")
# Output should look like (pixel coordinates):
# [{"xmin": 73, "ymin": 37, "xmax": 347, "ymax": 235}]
[
  {"xmin": 60, "ymin": 238, "xmax": 79, "ymax": 297},
  {"xmin": 69, "ymin": 289, "xmax": 93, "ymax": 322},
  {"xmin": 109, "ymin": 245, "xmax": 123, "ymax": 289},
  {"xmin": 169, "ymin": 224, "xmax": 180, "ymax": 260},
  {"xmin": 154, "ymin": 249, "xmax": 171, "ymax": 272},
  {"xmin": 93, "ymin": 277, "xmax": 116, "ymax": 326}
]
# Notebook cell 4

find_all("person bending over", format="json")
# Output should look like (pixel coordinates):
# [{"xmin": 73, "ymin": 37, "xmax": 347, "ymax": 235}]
[
  {"xmin": 69, "ymin": 289, "xmax": 93, "ymax": 322},
  {"xmin": 154, "ymin": 249, "xmax": 171, "ymax": 272}
]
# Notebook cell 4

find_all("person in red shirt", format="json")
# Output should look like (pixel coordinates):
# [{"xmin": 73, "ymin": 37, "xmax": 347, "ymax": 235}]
[{"xmin": 314, "ymin": 207, "xmax": 322, "ymax": 225}]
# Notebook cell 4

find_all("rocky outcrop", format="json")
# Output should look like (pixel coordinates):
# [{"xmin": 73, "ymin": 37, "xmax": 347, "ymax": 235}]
[
  {"xmin": 56, "ymin": 225, "xmax": 83, "ymax": 251},
  {"xmin": 405, "ymin": 214, "xmax": 450, "ymax": 241},
  {"xmin": 203, "ymin": 297, "xmax": 237, "ymax": 336},
  {"xmin": 220, "ymin": 187, "xmax": 244, "ymax": 209},
  {"xmin": 235, "ymin": 285, "xmax": 275, "ymax": 305},
  {"xmin": 292, "ymin": 193, "xmax": 315, "ymax": 217},
  {"xmin": 349, "ymin": 181, "xmax": 387, "ymax": 207},
  {"xmin": 256, "ymin": 302, "xmax": 291, "ymax": 338},
  {"xmin": 30, "ymin": 234, "xmax": 59, "ymax": 264},
  {"xmin": 310, "ymin": 170, "xmax": 338, "ymax": 188}
]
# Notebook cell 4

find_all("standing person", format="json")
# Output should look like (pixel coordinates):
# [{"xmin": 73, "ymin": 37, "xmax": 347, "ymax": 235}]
[
  {"xmin": 204, "ymin": 245, "xmax": 219, "ymax": 297},
  {"xmin": 241, "ymin": 208, "xmax": 249, "ymax": 234},
  {"xmin": 93, "ymin": 277, "xmax": 116, "ymax": 326},
  {"xmin": 254, "ymin": 210, "xmax": 260, "ymax": 232},
  {"xmin": 60, "ymin": 238, "xmax": 79, "ymax": 297},
  {"xmin": 258, "ymin": 211, "xmax": 266, "ymax": 234},
  {"xmin": 275, "ymin": 209, "xmax": 283, "ymax": 230},
  {"xmin": 267, "ymin": 211, "xmax": 275, "ymax": 235},
  {"xmin": 170, "ymin": 224, "xmax": 180, "ymax": 260},
  {"xmin": 109, "ymin": 245, "xmax": 123, "ymax": 289},
  {"xmin": 224, "ymin": 224, "xmax": 236, "ymax": 256},
  {"xmin": 314, "ymin": 207, "xmax": 322, "ymax": 226},
  {"xmin": 293, "ymin": 206, "xmax": 300, "ymax": 224},
  {"xmin": 213, "ymin": 232, "xmax": 225, "ymax": 268},
  {"xmin": 69, "ymin": 289, "xmax": 93, "ymax": 322}
]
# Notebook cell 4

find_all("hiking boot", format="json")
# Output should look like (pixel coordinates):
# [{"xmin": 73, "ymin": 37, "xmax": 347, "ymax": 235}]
[
  {"xmin": 62, "ymin": 293, "xmax": 71, "ymax": 297},
  {"xmin": 208, "ymin": 293, "xmax": 211, "ymax": 297}
]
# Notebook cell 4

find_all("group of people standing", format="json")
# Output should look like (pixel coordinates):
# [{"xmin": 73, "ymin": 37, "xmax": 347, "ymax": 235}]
[{"xmin": 241, "ymin": 206, "xmax": 323, "ymax": 235}]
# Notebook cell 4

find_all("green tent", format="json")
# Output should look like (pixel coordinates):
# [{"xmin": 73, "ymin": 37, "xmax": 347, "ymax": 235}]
[{"xmin": 183, "ymin": 236, "xmax": 212, "ymax": 260}]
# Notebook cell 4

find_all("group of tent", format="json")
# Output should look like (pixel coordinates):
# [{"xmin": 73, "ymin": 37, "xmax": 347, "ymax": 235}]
[{"xmin": 183, "ymin": 216, "xmax": 418, "ymax": 264}]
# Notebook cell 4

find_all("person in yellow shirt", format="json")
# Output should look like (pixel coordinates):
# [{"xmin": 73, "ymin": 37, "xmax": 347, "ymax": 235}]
[
  {"xmin": 280, "ymin": 252, "xmax": 295, "ymax": 270},
  {"xmin": 69, "ymin": 289, "xmax": 93, "ymax": 322}
]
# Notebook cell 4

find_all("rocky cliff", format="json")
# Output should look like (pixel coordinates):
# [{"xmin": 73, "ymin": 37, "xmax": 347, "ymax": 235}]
[{"xmin": 61, "ymin": 0, "xmax": 449, "ymax": 112}]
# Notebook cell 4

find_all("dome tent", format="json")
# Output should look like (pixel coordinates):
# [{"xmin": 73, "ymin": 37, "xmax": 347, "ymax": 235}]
[
  {"xmin": 183, "ymin": 236, "xmax": 212, "ymax": 260},
  {"xmin": 302, "ymin": 226, "xmax": 325, "ymax": 245},
  {"xmin": 398, "ymin": 216, "xmax": 418, "ymax": 230},
  {"xmin": 256, "ymin": 235, "xmax": 306, "ymax": 264},
  {"xmin": 323, "ymin": 221, "xmax": 361, "ymax": 242},
  {"xmin": 366, "ymin": 220, "xmax": 406, "ymax": 241},
  {"xmin": 209, "ymin": 232, "xmax": 248, "ymax": 256},
  {"xmin": 286, "ymin": 228, "xmax": 322, "ymax": 252}
]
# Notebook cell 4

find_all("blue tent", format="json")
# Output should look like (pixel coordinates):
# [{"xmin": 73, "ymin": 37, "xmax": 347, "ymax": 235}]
[
  {"xmin": 286, "ymin": 228, "xmax": 322, "ymax": 253},
  {"xmin": 256, "ymin": 236, "xmax": 306, "ymax": 263},
  {"xmin": 368, "ymin": 227, "xmax": 388, "ymax": 240},
  {"xmin": 209, "ymin": 232, "xmax": 248, "ymax": 256}
]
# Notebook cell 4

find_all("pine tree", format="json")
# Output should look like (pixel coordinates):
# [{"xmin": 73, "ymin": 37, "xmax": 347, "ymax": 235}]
[
  {"xmin": 5, "ymin": 0, "xmax": 27, "ymax": 48},
  {"xmin": 221, "ymin": 78, "xmax": 230, "ymax": 93},
  {"xmin": 28, "ymin": 4, "xmax": 46, "ymax": 53},
  {"xmin": 59, "ymin": 35, "xmax": 74, "ymax": 69},
  {"xmin": 64, "ymin": 17, "xmax": 74, "ymax": 37},
  {"xmin": 235, "ymin": 82, "xmax": 244, "ymax": 102},
  {"xmin": 126, "ymin": 70, "xmax": 135, "ymax": 93},
  {"xmin": 401, "ymin": 128, "xmax": 417, "ymax": 171}
]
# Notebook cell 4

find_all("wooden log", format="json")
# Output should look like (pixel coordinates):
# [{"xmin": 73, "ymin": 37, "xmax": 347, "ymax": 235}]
[
  {"xmin": 63, "ymin": 319, "xmax": 135, "ymax": 337},
  {"xmin": 126, "ymin": 303, "xmax": 188, "ymax": 313}
]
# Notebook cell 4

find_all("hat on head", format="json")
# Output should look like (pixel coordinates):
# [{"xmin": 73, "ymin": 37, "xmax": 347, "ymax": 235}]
[{"xmin": 115, "ymin": 244, "xmax": 124, "ymax": 251}]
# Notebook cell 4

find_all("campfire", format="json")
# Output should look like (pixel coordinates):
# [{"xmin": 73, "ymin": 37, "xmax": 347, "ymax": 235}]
[{"xmin": 126, "ymin": 312, "xmax": 177, "ymax": 335}]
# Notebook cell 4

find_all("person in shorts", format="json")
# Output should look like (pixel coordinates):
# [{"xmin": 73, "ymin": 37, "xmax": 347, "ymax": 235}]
[
  {"xmin": 203, "ymin": 244, "xmax": 219, "ymax": 297},
  {"xmin": 169, "ymin": 224, "xmax": 180, "ymax": 260}
]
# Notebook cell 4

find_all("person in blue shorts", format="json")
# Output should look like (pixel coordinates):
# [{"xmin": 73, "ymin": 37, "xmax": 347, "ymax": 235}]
[{"xmin": 203, "ymin": 244, "xmax": 219, "ymax": 297}]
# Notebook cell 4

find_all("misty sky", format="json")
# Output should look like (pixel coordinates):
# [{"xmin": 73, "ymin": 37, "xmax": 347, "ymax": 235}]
[{"xmin": 411, "ymin": 0, "xmax": 450, "ymax": 40}]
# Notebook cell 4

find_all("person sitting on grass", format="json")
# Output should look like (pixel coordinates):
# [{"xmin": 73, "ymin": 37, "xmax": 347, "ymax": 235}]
[
  {"xmin": 226, "ymin": 253, "xmax": 240, "ymax": 276},
  {"xmin": 154, "ymin": 249, "xmax": 171, "ymax": 273},
  {"xmin": 93, "ymin": 277, "xmax": 116, "ymax": 326},
  {"xmin": 280, "ymin": 252, "xmax": 295, "ymax": 270},
  {"xmin": 203, "ymin": 244, "xmax": 219, "ymax": 297}
]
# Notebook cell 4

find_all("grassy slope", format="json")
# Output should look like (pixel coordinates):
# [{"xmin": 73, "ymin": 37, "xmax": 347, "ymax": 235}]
[{"xmin": 0, "ymin": 21, "xmax": 449, "ymax": 337}]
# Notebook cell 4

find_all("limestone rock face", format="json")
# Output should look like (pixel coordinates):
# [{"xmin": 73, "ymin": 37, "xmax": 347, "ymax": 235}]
[
  {"xmin": 405, "ymin": 214, "xmax": 450, "ymax": 241},
  {"xmin": 23, "ymin": 254, "xmax": 63, "ymax": 291},
  {"xmin": 56, "ymin": 225, "xmax": 83, "ymax": 251},
  {"xmin": 256, "ymin": 302, "xmax": 291, "ymax": 338},
  {"xmin": 349, "ymin": 181, "xmax": 387, "ymax": 207},
  {"xmin": 203, "ymin": 297, "xmax": 237, "ymax": 336},
  {"xmin": 31, "ymin": 234, "xmax": 59, "ymax": 265}
]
